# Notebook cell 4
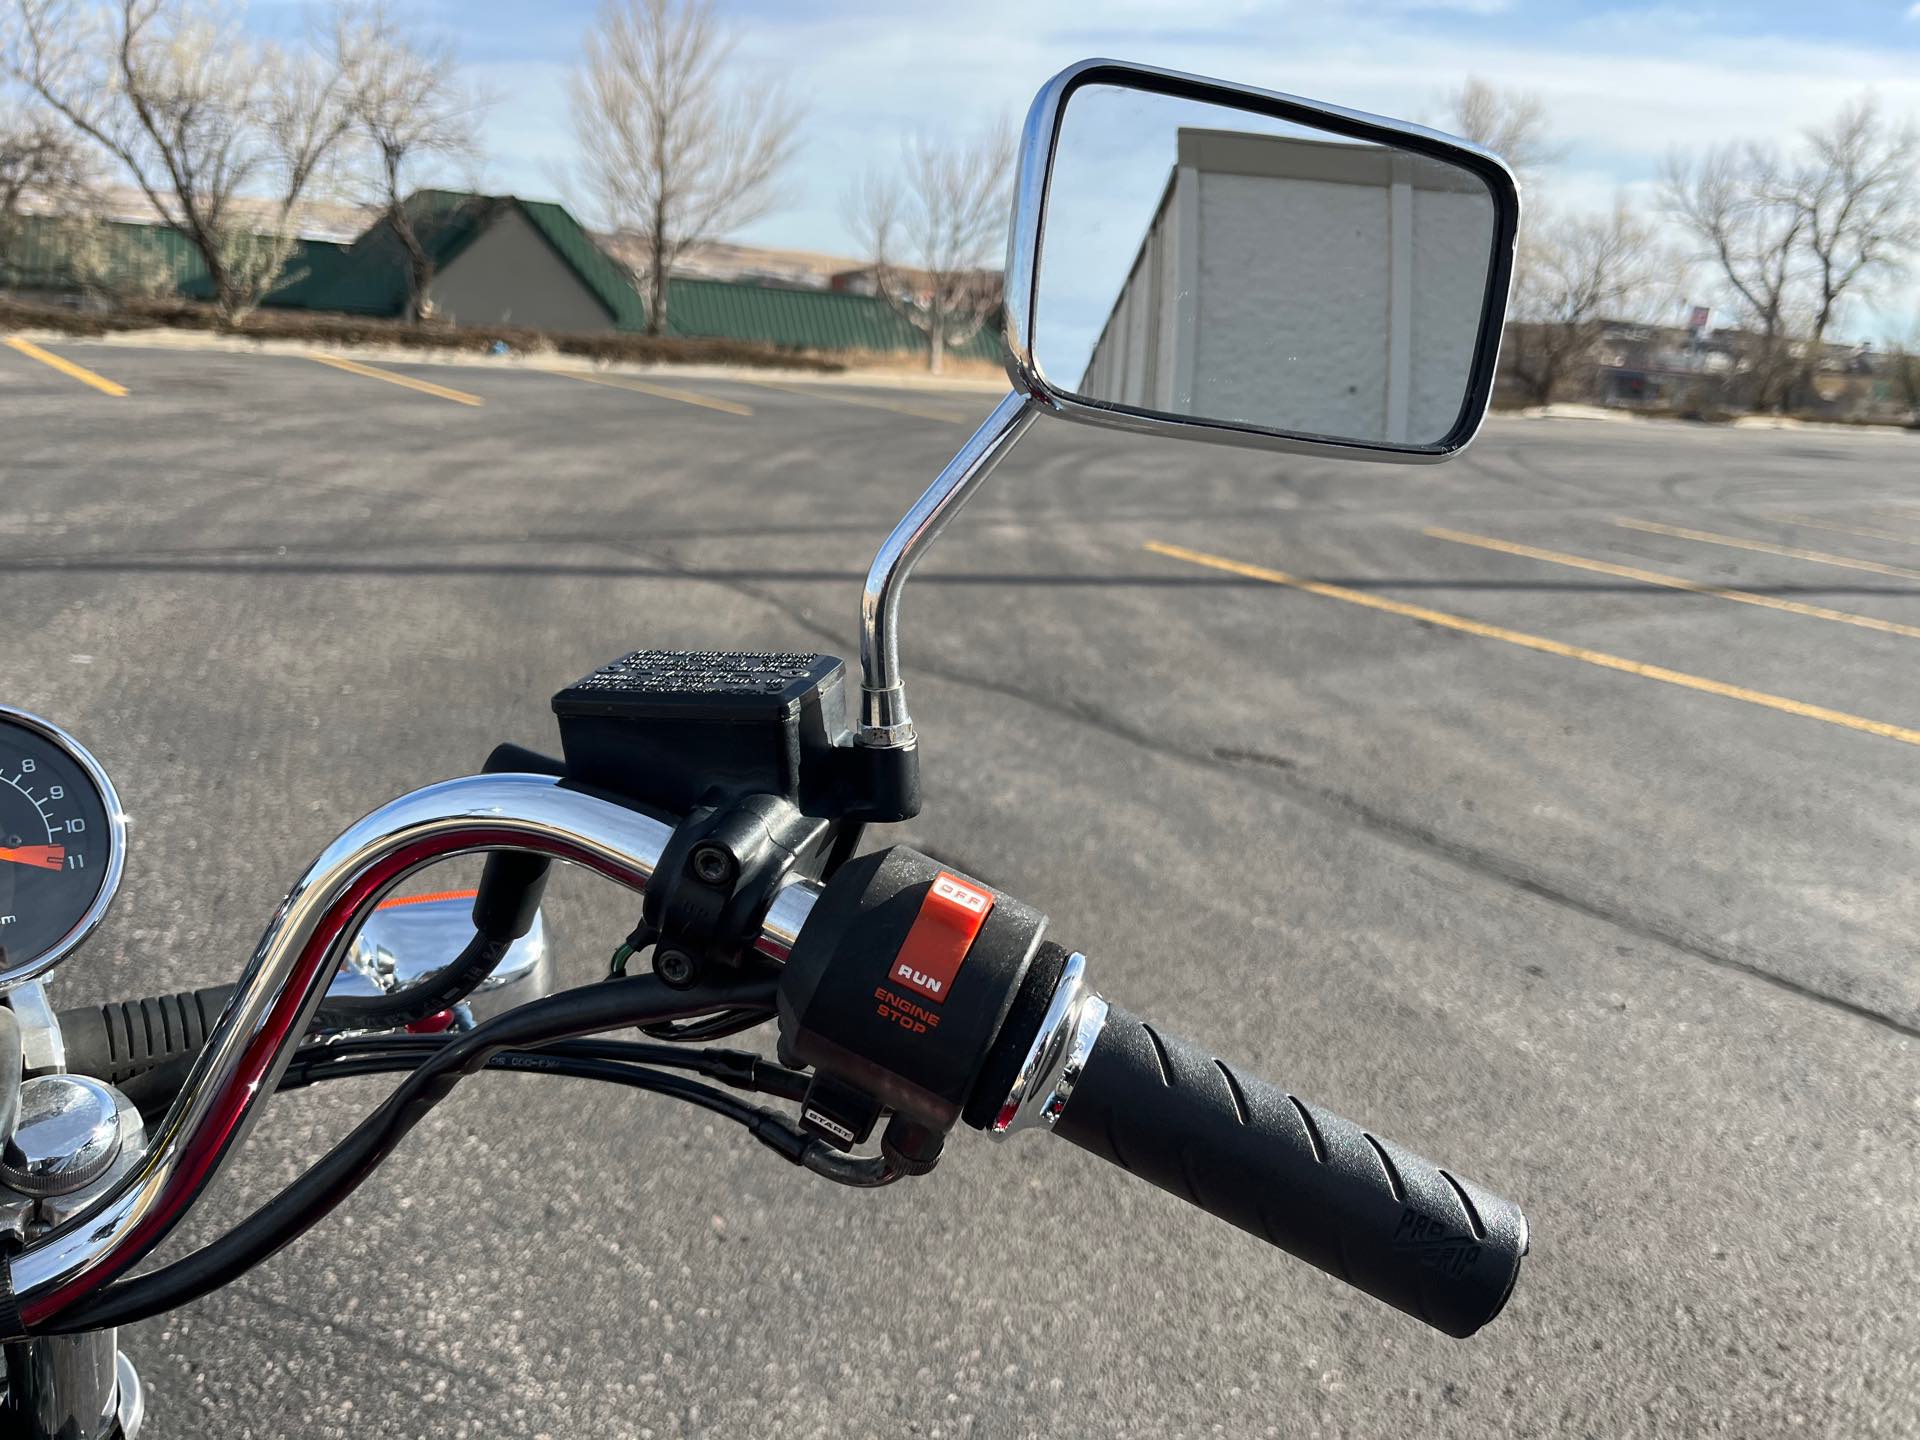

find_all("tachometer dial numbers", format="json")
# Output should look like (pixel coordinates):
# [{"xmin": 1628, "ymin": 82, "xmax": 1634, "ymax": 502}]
[{"xmin": 0, "ymin": 707, "xmax": 125, "ymax": 988}]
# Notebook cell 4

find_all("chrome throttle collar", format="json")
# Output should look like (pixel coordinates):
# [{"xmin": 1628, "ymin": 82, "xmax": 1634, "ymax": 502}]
[{"xmin": 988, "ymin": 952, "xmax": 1109, "ymax": 1138}]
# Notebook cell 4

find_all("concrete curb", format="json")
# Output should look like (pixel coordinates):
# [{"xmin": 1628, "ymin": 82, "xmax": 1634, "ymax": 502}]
[
  {"xmin": 8, "ymin": 325, "xmax": 1010, "ymax": 394},
  {"xmin": 1491, "ymin": 404, "xmax": 1915, "ymax": 436}
]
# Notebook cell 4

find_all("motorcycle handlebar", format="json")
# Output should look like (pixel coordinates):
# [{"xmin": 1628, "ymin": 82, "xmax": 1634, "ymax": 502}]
[
  {"xmin": 5, "ymin": 774, "xmax": 747, "ymax": 1329},
  {"xmin": 19, "ymin": 774, "xmax": 1523, "ymax": 1343},
  {"xmin": 1047, "ymin": 1002, "xmax": 1527, "ymax": 1338}
]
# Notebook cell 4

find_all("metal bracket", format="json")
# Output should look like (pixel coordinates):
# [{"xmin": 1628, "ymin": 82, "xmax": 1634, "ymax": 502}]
[{"xmin": 5, "ymin": 985, "xmax": 64, "ymax": 1079}]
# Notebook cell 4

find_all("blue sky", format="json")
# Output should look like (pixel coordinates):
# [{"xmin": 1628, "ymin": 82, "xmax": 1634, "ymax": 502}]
[{"xmin": 252, "ymin": 1, "xmax": 1920, "ymax": 338}]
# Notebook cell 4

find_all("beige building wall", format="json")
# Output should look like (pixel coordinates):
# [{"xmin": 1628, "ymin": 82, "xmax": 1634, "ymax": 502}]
[{"xmin": 1081, "ymin": 129, "xmax": 1496, "ymax": 445}]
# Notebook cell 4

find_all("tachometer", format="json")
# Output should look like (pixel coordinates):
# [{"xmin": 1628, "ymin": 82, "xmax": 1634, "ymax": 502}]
[{"xmin": 0, "ymin": 706, "xmax": 125, "ymax": 989}]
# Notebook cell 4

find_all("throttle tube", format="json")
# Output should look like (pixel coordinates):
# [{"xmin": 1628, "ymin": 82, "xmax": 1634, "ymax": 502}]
[{"xmin": 1052, "ymin": 1005, "xmax": 1527, "ymax": 1338}]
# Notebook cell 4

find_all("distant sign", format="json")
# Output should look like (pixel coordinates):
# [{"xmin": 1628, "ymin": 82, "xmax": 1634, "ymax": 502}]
[{"xmin": 1687, "ymin": 305, "xmax": 1711, "ymax": 333}]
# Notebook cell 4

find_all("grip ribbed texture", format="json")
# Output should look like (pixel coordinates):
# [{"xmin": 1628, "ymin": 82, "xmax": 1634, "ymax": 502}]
[
  {"xmin": 58, "ymin": 986, "xmax": 234, "ymax": 1111},
  {"xmin": 1053, "ymin": 1005, "xmax": 1527, "ymax": 1338}
]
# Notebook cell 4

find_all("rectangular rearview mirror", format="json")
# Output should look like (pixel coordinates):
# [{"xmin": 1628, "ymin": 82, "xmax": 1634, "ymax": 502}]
[{"xmin": 1004, "ymin": 61, "xmax": 1521, "ymax": 460}]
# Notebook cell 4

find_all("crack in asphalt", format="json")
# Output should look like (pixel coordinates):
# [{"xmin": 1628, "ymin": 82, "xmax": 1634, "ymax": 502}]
[{"xmin": 611, "ymin": 537, "xmax": 1920, "ymax": 1043}]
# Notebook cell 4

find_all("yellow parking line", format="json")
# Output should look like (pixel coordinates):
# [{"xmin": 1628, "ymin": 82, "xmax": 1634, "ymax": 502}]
[
  {"xmin": 1144, "ymin": 539, "xmax": 1920, "ymax": 749},
  {"xmin": 4, "ymin": 337, "xmax": 127, "ymax": 396},
  {"xmin": 548, "ymin": 368, "xmax": 751, "ymax": 416},
  {"xmin": 1425, "ymin": 527, "xmax": 1920, "ymax": 642},
  {"xmin": 307, "ymin": 353, "xmax": 483, "ymax": 406},
  {"xmin": 734, "ymin": 377, "xmax": 968, "ymax": 424},
  {"xmin": 1775, "ymin": 513, "xmax": 1920, "ymax": 547},
  {"xmin": 1616, "ymin": 518, "xmax": 1920, "ymax": 583}
]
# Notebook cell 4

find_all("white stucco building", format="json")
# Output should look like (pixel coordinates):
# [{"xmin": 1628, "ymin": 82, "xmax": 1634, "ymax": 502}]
[{"xmin": 1078, "ymin": 128, "xmax": 1496, "ymax": 444}]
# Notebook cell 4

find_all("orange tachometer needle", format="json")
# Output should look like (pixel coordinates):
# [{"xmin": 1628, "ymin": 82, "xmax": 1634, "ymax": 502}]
[{"xmin": 0, "ymin": 845, "xmax": 65, "ymax": 870}]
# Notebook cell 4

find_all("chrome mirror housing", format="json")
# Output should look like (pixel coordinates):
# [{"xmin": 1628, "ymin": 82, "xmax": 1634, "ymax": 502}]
[
  {"xmin": 330, "ymin": 892, "xmax": 552, "ymax": 1027},
  {"xmin": 1005, "ymin": 59, "xmax": 1520, "ymax": 458},
  {"xmin": 855, "ymin": 58, "xmax": 1518, "ymax": 757}
]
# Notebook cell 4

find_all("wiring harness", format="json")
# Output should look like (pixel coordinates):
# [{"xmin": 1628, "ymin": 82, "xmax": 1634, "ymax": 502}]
[{"xmin": 36, "ymin": 974, "xmax": 899, "ymax": 1336}]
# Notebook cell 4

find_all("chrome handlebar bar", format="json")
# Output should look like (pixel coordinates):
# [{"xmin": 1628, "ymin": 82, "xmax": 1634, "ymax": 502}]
[
  {"xmin": 5, "ymin": 769, "xmax": 1529, "ymax": 1346},
  {"xmin": 6, "ymin": 773, "xmax": 821, "ymax": 1326}
]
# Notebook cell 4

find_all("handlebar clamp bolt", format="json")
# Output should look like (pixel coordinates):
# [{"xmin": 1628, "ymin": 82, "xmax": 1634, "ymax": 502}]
[
  {"xmin": 689, "ymin": 843, "xmax": 736, "ymax": 886},
  {"xmin": 654, "ymin": 948, "xmax": 699, "ymax": 988}
]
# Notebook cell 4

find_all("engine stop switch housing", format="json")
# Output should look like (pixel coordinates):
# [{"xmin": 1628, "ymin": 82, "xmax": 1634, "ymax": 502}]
[{"xmin": 776, "ymin": 847, "xmax": 1048, "ymax": 1136}]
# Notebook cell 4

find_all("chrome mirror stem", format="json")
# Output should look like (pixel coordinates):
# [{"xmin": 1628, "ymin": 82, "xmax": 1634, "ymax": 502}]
[{"xmin": 857, "ymin": 389, "xmax": 1038, "ymax": 748}]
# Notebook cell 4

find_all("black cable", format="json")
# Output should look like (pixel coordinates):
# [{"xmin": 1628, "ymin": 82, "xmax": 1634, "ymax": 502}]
[
  {"xmin": 315, "ymin": 851, "xmax": 553, "ymax": 1031},
  {"xmin": 107, "ymin": 1002, "xmax": 791, "ymax": 1132},
  {"xmin": 640, "ymin": 1008, "xmax": 772, "ymax": 1043},
  {"xmin": 822, "ymin": 820, "xmax": 864, "ymax": 878},
  {"xmin": 309, "ymin": 931, "xmax": 510, "ymax": 1033},
  {"xmin": 280, "ymin": 1050, "xmax": 768, "ymax": 1128},
  {"xmin": 283, "ymin": 1034, "xmax": 812, "ymax": 1103},
  {"xmin": 39, "ymin": 974, "xmax": 781, "ymax": 1335},
  {"xmin": 802, "ymin": 1148, "xmax": 903, "ymax": 1188},
  {"xmin": 282, "ymin": 1047, "xmax": 898, "ymax": 1188}
]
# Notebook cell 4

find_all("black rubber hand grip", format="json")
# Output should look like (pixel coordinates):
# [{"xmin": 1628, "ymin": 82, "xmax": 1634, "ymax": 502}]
[
  {"xmin": 1052, "ymin": 1005, "xmax": 1527, "ymax": 1338},
  {"xmin": 57, "ymin": 986, "xmax": 235, "ymax": 1114}
]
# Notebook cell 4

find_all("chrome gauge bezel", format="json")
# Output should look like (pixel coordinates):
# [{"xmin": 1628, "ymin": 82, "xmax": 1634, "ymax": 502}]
[{"xmin": 0, "ymin": 704, "xmax": 128, "ymax": 990}]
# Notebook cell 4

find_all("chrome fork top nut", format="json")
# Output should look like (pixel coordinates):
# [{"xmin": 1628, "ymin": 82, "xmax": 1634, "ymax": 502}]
[{"xmin": 2, "ymin": 1075, "xmax": 125, "ymax": 1197}]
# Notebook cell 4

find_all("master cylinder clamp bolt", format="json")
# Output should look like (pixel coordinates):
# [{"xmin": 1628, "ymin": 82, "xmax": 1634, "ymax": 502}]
[{"xmin": 690, "ymin": 842, "xmax": 736, "ymax": 886}]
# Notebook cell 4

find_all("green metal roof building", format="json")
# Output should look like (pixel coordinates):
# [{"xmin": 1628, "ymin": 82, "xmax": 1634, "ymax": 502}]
[
  {"xmin": 0, "ymin": 213, "xmax": 207, "ymax": 296},
  {"xmin": 1, "ymin": 191, "xmax": 1002, "ymax": 362}
]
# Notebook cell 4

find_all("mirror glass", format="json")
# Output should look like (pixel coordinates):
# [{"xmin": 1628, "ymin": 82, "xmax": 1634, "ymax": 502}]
[{"xmin": 1035, "ymin": 84, "xmax": 1501, "ymax": 447}]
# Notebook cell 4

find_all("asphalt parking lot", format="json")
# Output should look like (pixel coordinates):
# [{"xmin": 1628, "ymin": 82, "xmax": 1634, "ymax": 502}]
[{"xmin": 4, "ymin": 336, "xmax": 1917, "ymax": 1438}]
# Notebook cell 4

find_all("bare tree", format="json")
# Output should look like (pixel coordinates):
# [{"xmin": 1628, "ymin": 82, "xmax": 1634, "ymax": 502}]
[
  {"xmin": 1659, "ymin": 95, "xmax": 1920, "ymax": 413},
  {"xmin": 333, "ymin": 4, "xmax": 485, "ymax": 322},
  {"xmin": 1888, "ymin": 314, "xmax": 1920, "ymax": 421},
  {"xmin": 1660, "ymin": 143, "xmax": 1808, "ymax": 411},
  {"xmin": 1504, "ymin": 201, "xmax": 1665, "ymax": 404},
  {"xmin": 1888, "ymin": 343, "xmax": 1920, "ymax": 420},
  {"xmin": 1445, "ymin": 75, "xmax": 1564, "ymax": 393},
  {"xmin": 846, "ymin": 120, "xmax": 1011, "ymax": 374},
  {"xmin": 1774, "ymin": 98, "xmax": 1920, "ymax": 404},
  {"xmin": 0, "ymin": 98, "xmax": 89, "ymax": 217},
  {"xmin": 2, "ymin": 98, "xmax": 89, "ymax": 282},
  {"xmin": 1445, "ymin": 76, "xmax": 1562, "ymax": 185},
  {"xmin": 3, "ymin": 0, "xmax": 357, "ymax": 320},
  {"xmin": 0, "ymin": 97, "xmax": 180, "ymax": 297},
  {"xmin": 570, "ymin": 0, "xmax": 798, "ymax": 336},
  {"xmin": 0, "ymin": 97, "xmax": 83, "ymax": 284}
]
